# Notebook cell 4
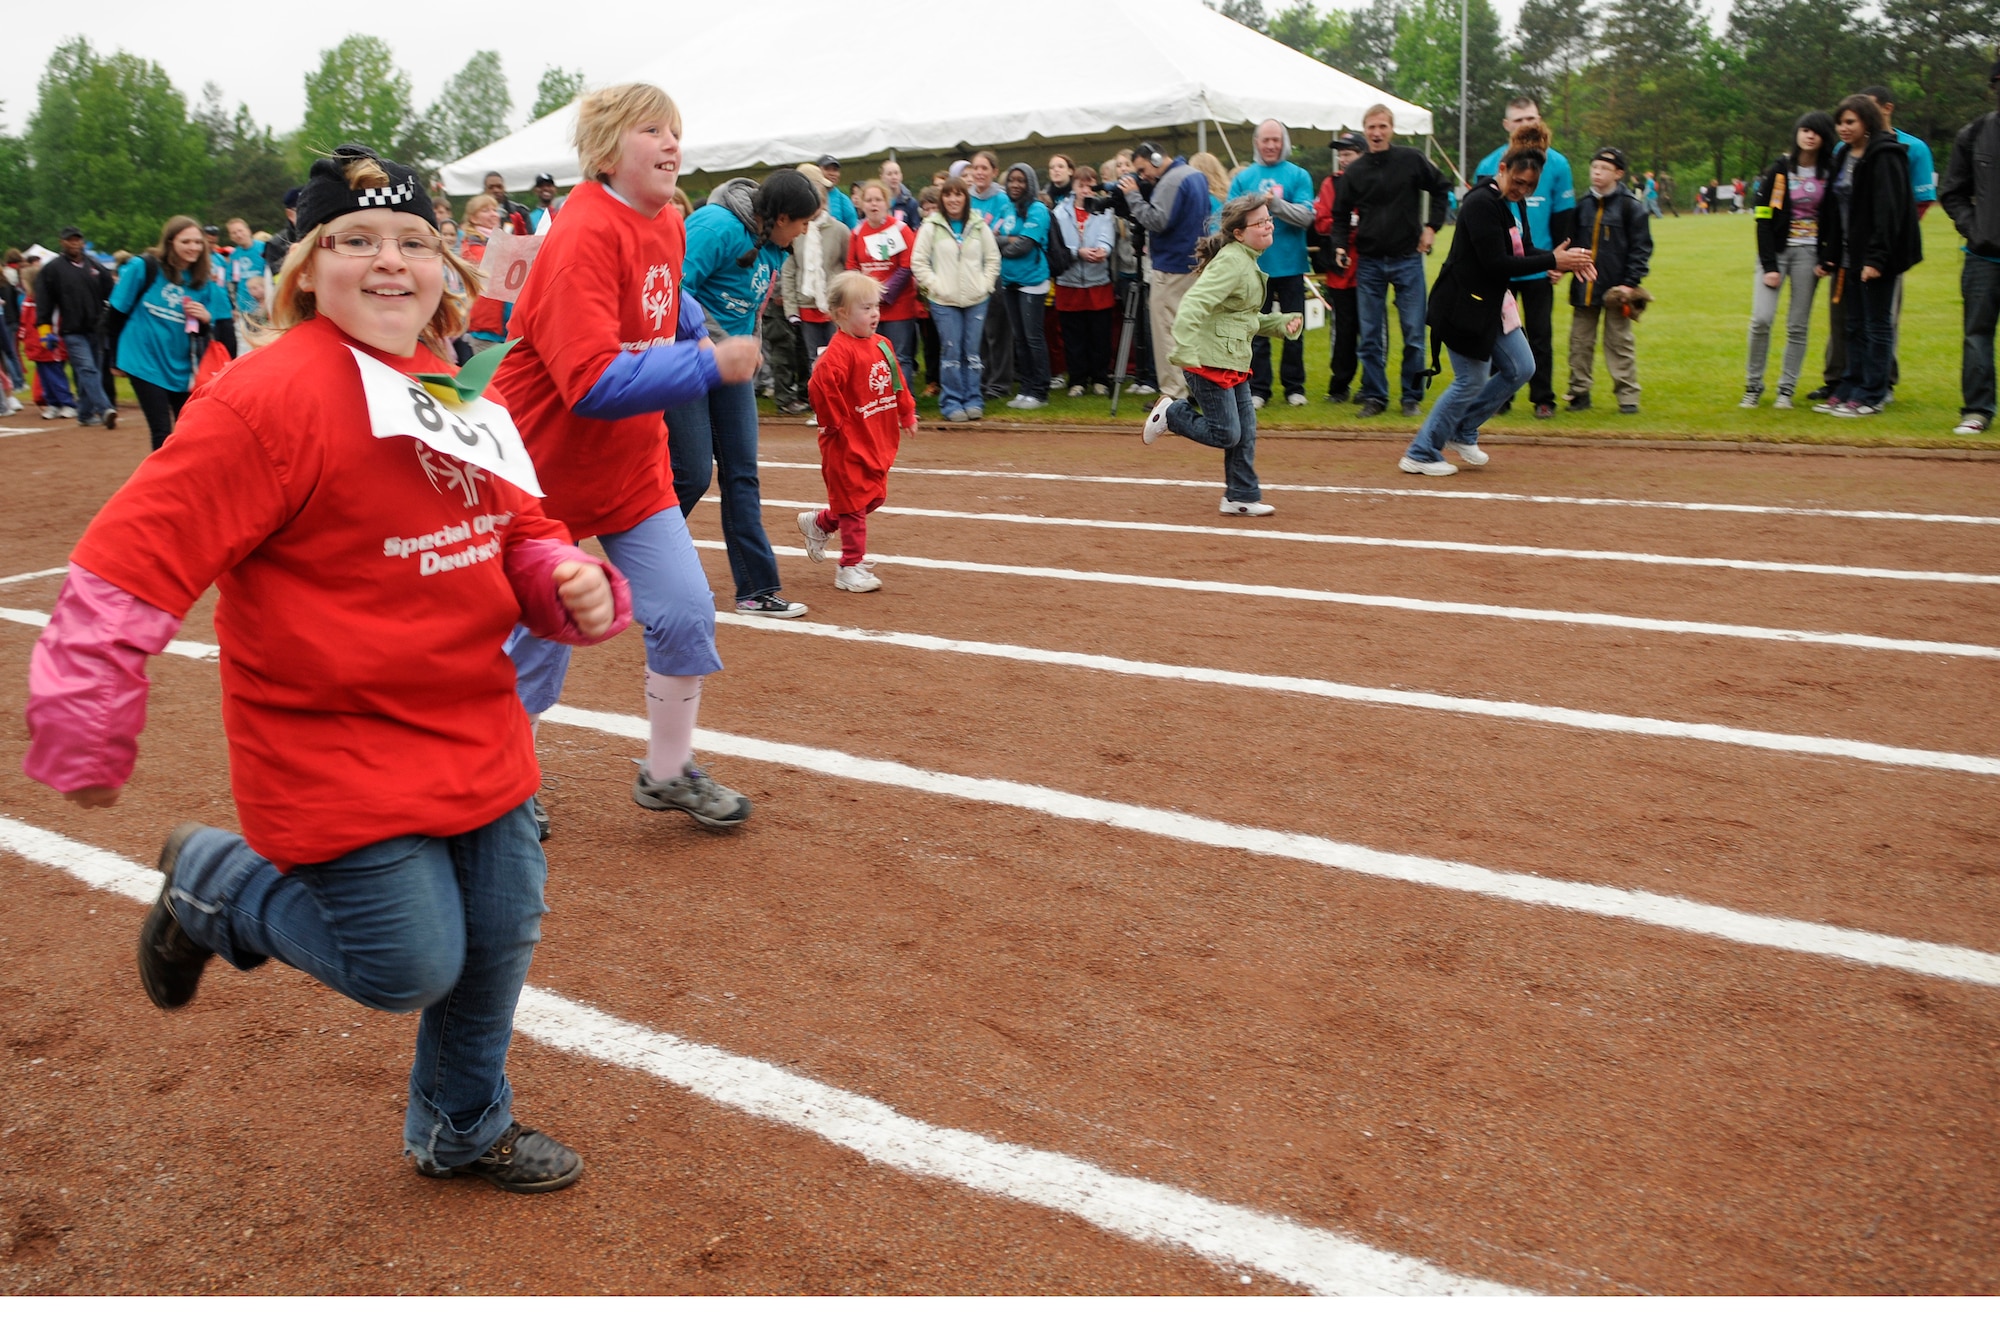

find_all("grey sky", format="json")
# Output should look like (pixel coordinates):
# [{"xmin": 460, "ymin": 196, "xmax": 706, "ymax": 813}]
[{"xmin": 2, "ymin": 0, "xmax": 1733, "ymax": 140}]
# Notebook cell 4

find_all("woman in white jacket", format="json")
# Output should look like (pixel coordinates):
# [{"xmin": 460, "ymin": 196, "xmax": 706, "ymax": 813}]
[
  {"xmin": 911, "ymin": 175, "xmax": 1000, "ymax": 422},
  {"xmin": 788, "ymin": 163, "xmax": 852, "ymax": 375}
]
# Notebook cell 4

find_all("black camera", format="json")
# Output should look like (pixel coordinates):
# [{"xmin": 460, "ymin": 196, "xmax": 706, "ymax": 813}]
[{"xmin": 1080, "ymin": 190, "xmax": 1111, "ymax": 215}]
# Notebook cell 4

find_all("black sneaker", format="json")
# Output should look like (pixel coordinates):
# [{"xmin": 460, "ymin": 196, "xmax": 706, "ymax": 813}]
[
  {"xmin": 138, "ymin": 823, "xmax": 214, "ymax": 1010},
  {"xmin": 734, "ymin": 592, "xmax": 807, "ymax": 618},
  {"xmin": 1495, "ymin": 399, "xmax": 1513, "ymax": 415},
  {"xmin": 416, "ymin": 1122, "xmax": 583, "ymax": 1194},
  {"xmin": 1400, "ymin": 400, "xmax": 1421, "ymax": 416},
  {"xmin": 103, "ymin": 408, "xmax": 118, "ymax": 431},
  {"xmin": 1324, "ymin": 389, "xmax": 1350, "ymax": 404},
  {"xmin": 1804, "ymin": 385, "xmax": 1836, "ymax": 401},
  {"xmin": 1356, "ymin": 399, "xmax": 1387, "ymax": 418},
  {"xmin": 1533, "ymin": 402, "xmax": 1555, "ymax": 420},
  {"xmin": 1566, "ymin": 393, "xmax": 1592, "ymax": 412},
  {"xmin": 1619, "ymin": 403, "xmax": 1640, "ymax": 415},
  {"xmin": 529, "ymin": 795, "xmax": 550, "ymax": 842}
]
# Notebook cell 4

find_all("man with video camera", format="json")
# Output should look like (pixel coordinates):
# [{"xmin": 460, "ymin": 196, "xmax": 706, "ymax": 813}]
[{"xmin": 1119, "ymin": 141, "xmax": 1213, "ymax": 400}]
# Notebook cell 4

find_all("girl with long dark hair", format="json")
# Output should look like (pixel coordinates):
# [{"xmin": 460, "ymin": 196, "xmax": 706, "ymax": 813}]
[
  {"xmin": 1815, "ymin": 94, "xmax": 1922, "ymax": 418},
  {"xmin": 1742, "ymin": 110, "xmax": 1837, "ymax": 409}
]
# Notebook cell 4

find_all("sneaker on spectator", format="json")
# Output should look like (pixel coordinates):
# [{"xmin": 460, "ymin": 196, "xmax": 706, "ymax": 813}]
[
  {"xmin": 1774, "ymin": 390, "xmax": 1794, "ymax": 410},
  {"xmin": 1831, "ymin": 401, "xmax": 1880, "ymax": 417},
  {"xmin": 945, "ymin": 409, "xmax": 968, "ymax": 423},
  {"xmin": 1811, "ymin": 398, "xmax": 1845, "ymax": 414},
  {"xmin": 41, "ymin": 405, "xmax": 58, "ymax": 419},
  {"xmin": 1954, "ymin": 414, "xmax": 1990, "ymax": 435},
  {"xmin": 1068, "ymin": 383, "xmax": 1086, "ymax": 397},
  {"xmin": 1738, "ymin": 389, "xmax": 1761, "ymax": 408},
  {"xmin": 1565, "ymin": 393, "xmax": 1591, "ymax": 412},
  {"xmin": 796, "ymin": 510, "xmax": 831, "ymax": 562},
  {"xmin": 735, "ymin": 592, "xmax": 807, "ymax": 618},
  {"xmin": 966, "ymin": 406, "xmax": 983, "ymax": 420},
  {"xmin": 1401, "ymin": 400, "xmax": 1421, "ymax": 416},
  {"xmin": 1533, "ymin": 402, "xmax": 1555, "ymax": 419},
  {"xmin": 1356, "ymin": 399, "xmax": 1387, "ymax": 418},
  {"xmin": 1399, "ymin": 456, "xmax": 1458, "ymax": 477},
  {"xmin": 1286, "ymin": 392, "xmax": 1308, "ymax": 406},
  {"xmin": 1250, "ymin": 394, "xmax": 1267, "ymax": 410},
  {"xmin": 1804, "ymin": 384, "xmax": 1836, "ymax": 401},
  {"xmin": 57, "ymin": 405, "xmax": 78, "ymax": 419},
  {"xmin": 1092, "ymin": 383, "xmax": 1109, "ymax": 396}
]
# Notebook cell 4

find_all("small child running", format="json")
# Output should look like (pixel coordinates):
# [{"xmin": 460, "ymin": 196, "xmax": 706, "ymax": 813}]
[{"xmin": 799, "ymin": 272, "xmax": 916, "ymax": 592}]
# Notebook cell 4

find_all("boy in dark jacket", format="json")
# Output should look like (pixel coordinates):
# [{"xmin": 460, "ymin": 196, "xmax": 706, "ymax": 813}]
[
  {"xmin": 1941, "ymin": 61, "xmax": 2000, "ymax": 435},
  {"xmin": 1566, "ymin": 148, "xmax": 1652, "ymax": 414}
]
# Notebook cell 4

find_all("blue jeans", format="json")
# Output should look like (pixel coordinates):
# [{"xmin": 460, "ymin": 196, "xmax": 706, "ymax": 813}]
[
  {"xmin": 1962, "ymin": 255, "xmax": 2000, "ymax": 419},
  {"xmin": 1356, "ymin": 253, "xmax": 1429, "ymax": 405},
  {"xmin": 164, "ymin": 803, "xmax": 547, "ymax": 1168},
  {"xmin": 63, "ymin": 333, "xmax": 111, "ymax": 420},
  {"xmin": 1164, "ymin": 374, "xmax": 1260, "ymax": 501},
  {"xmin": 667, "ymin": 377, "xmax": 783, "ymax": 601},
  {"xmin": 931, "ymin": 301, "xmax": 988, "ymax": 416},
  {"xmin": 509, "ymin": 504, "xmax": 723, "ymax": 714},
  {"xmin": 1406, "ymin": 327, "xmax": 1533, "ymax": 463},
  {"xmin": 1001, "ymin": 284, "xmax": 1050, "ymax": 400},
  {"xmin": 1835, "ymin": 267, "xmax": 1895, "ymax": 408}
]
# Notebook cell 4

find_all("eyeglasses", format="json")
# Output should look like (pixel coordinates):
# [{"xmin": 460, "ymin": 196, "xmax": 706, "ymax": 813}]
[{"xmin": 317, "ymin": 232, "xmax": 447, "ymax": 261}]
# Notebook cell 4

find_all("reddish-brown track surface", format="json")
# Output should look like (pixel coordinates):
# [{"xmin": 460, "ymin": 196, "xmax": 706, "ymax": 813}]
[{"xmin": 1, "ymin": 416, "xmax": 1996, "ymax": 1295}]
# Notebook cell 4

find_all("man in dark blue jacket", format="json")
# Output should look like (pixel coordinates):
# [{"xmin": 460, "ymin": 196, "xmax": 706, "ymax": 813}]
[{"xmin": 1120, "ymin": 141, "xmax": 1212, "ymax": 399}]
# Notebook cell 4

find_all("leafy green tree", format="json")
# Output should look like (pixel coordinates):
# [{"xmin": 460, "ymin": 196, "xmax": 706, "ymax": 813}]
[
  {"xmin": 1513, "ymin": 0, "xmax": 1598, "ymax": 147},
  {"xmin": 1725, "ymin": 0, "xmax": 1876, "ymax": 161},
  {"xmin": 1331, "ymin": 0, "xmax": 1402, "ymax": 95},
  {"xmin": 530, "ymin": 66, "xmax": 586, "ymax": 122},
  {"xmin": 0, "ymin": 123, "xmax": 30, "ymax": 248},
  {"xmin": 1589, "ymin": 0, "xmax": 1705, "ymax": 177},
  {"xmin": 422, "ymin": 50, "xmax": 513, "ymax": 166},
  {"xmin": 1880, "ymin": 0, "xmax": 2000, "ymax": 158},
  {"xmin": 25, "ymin": 38, "xmax": 210, "ymax": 251},
  {"xmin": 298, "ymin": 35, "xmax": 413, "ymax": 167},
  {"xmin": 1390, "ymin": 0, "xmax": 1509, "ymax": 167},
  {"xmin": 1212, "ymin": 0, "xmax": 1272, "ymax": 31},
  {"xmin": 1266, "ymin": 2, "xmax": 1352, "ymax": 65}
]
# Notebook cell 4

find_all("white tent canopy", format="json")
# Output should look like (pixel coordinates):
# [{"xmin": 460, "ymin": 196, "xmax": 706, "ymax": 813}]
[{"xmin": 443, "ymin": 0, "xmax": 1430, "ymax": 192}]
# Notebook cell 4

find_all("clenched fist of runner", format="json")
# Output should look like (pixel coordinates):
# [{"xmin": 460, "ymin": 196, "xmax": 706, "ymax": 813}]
[{"xmin": 554, "ymin": 560, "xmax": 616, "ymax": 637}]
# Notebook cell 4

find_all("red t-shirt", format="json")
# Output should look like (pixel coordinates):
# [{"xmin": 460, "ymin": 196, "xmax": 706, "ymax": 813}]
[
  {"xmin": 492, "ymin": 181, "xmax": 686, "ymax": 539},
  {"xmin": 846, "ymin": 218, "xmax": 918, "ymax": 322},
  {"xmin": 71, "ymin": 315, "xmax": 571, "ymax": 870},
  {"xmin": 804, "ymin": 329, "xmax": 915, "ymax": 515}
]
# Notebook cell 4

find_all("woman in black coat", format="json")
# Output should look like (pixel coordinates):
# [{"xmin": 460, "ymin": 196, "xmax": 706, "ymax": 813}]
[
  {"xmin": 1400, "ymin": 130, "xmax": 1596, "ymax": 476},
  {"xmin": 1816, "ymin": 93, "xmax": 1922, "ymax": 417}
]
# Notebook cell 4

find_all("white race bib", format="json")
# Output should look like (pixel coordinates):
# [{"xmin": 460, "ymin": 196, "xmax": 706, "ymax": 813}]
[
  {"xmin": 477, "ymin": 231, "xmax": 544, "ymax": 303},
  {"xmin": 863, "ymin": 227, "xmax": 908, "ymax": 262},
  {"xmin": 350, "ymin": 346, "xmax": 543, "ymax": 497}
]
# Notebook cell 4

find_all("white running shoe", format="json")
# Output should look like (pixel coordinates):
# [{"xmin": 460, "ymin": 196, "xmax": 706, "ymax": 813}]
[
  {"xmin": 1399, "ymin": 456, "xmax": 1459, "ymax": 477},
  {"xmin": 1954, "ymin": 414, "xmax": 1990, "ymax": 436},
  {"xmin": 1773, "ymin": 391, "xmax": 1794, "ymax": 410},
  {"xmin": 1249, "ymin": 395, "xmax": 1267, "ymax": 410},
  {"xmin": 1446, "ymin": 440, "xmax": 1489, "ymax": 466},
  {"xmin": 1219, "ymin": 499, "xmax": 1275, "ymax": 517},
  {"xmin": 40, "ymin": 406, "xmax": 58, "ymax": 420},
  {"xmin": 1067, "ymin": 384, "xmax": 1086, "ymax": 398},
  {"xmin": 1286, "ymin": 392, "xmax": 1308, "ymax": 407},
  {"xmin": 835, "ymin": 563, "xmax": 882, "ymax": 592},
  {"xmin": 1738, "ymin": 389, "xmax": 1761, "ymax": 408},
  {"xmin": 797, "ymin": 509, "xmax": 831, "ymax": 562},
  {"xmin": 58, "ymin": 406, "xmax": 78, "ymax": 419},
  {"xmin": 1007, "ymin": 394, "xmax": 1046, "ymax": 410},
  {"xmin": 1142, "ymin": 394, "xmax": 1173, "ymax": 445}
]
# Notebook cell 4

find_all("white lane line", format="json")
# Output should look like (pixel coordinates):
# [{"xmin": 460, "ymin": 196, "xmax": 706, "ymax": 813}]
[
  {"xmin": 0, "ymin": 814, "xmax": 1514, "ymax": 1297},
  {"xmin": 541, "ymin": 704, "xmax": 2000, "ymax": 990},
  {"xmin": 734, "ymin": 496, "xmax": 2000, "ymax": 586},
  {"xmin": 13, "ymin": 614, "xmax": 1999, "ymax": 982},
  {"xmin": 714, "ymin": 614, "xmax": 2000, "ymax": 777},
  {"xmin": 759, "ymin": 460, "xmax": 2000, "ymax": 526},
  {"xmin": 0, "ymin": 567, "xmax": 65, "ymax": 586},
  {"xmin": 701, "ymin": 542, "xmax": 2000, "ymax": 660}
]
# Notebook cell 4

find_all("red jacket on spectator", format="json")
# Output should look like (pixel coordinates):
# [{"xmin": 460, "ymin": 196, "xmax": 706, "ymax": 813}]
[{"xmin": 1313, "ymin": 175, "xmax": 1360, "ymax": 292}]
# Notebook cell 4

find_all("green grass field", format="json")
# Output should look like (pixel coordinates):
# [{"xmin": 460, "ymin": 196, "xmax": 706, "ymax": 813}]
[{"xmin": 803, "ymin": 207, "xmax": 1986, "ymax": 450}]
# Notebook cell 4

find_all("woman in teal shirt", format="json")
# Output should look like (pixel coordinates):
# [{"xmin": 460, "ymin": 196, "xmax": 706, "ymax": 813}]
[{"xmin": 111, "ymin": 215, "xmax": 235, "ymax": 450}]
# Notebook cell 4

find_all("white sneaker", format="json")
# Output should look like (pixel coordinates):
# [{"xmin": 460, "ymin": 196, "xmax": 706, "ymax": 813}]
[
  {"xmin": 796, "ymin": 509, "xmax": 831, "ymax": 562},
  {"xmin": 1219, "ymin": 499, "xmax": 1275, "ymax": 517},
  {"xmin": 1738, "ymin": 390, "xmax": 1761, "ymax": 408},
  {"xmin": 1399, "ymin": 456, "xmax": 1458, "ymax": 477},
  {"xmin": 41, "ymin": 406, "xmax": 58, "ymax": 420},
  {"xmin": 1954, "ymin": 414, "xmax": 1990, "ymax": 436},
  {"xmin": 1007, "ymin": 394, "xmax": 1045, "ymax": 410},
  {"xmin": 1773, "ymin": 391, "xmax": 1794, "ymax": 410},
  {"xmin": 58, "ymin": 406, "xmax": 77, "ymax": 419},
  {"xmin": 1286, "ymin": 392, "xmax": 1308, "ymax": 407},
  {"xmin": 1249, "ymin": 395, "xmax": 1267, "ymax": 410},
  {"xmin": 1142, "ymin": 394, "xmax": 1173, "ymax": 445},
  {"xmin": 1067, "ymin": 383, "xmax": 1086, "ymax": 398},
  {"xmin": 835, "ymin": 563, "xmax": 882, "ymax": 592},
  {"xmin": 1446, "ymin": 440, "xmax": 1489, "ymax": 466}
]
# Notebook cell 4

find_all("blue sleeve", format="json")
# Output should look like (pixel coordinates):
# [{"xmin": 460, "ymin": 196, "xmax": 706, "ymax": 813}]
[
  {"xmin": 1911, "ymin": 138, "xmax": 1937, "ymax": 202},
  {"xmin": 1288, "ymin": 164, "xmax": 1314, "ymax": 204},
  {"xmin": 1474, "ymin": 147, "xmax": 1502, "ymax": 183},
  {"xmin": 1020, "ymin": 202, "xmax": 1050, "ymax": 246},
  {"xmin": 677, "ymin": 293, "xmax": 707, "ymax": 344},
  {"xmin": 203, "ymin": 282, "xmax": 234, "ymax": 318},
  {"xmin": 575, "ymin": 341, "xmax": 722, "ymax": 419},
  {"xmin": 1550, "ymin": 154, "xmax": 1576, "ymax": 214},
  {"xmin": 681, "ymin": 212, "xmax": 727, "ymax": 294},
  {"xmin": 1226, "ymin": 170, "xmax": 1253, "ymax": 201},
  {"xmin": 110, "ymin": 259, "xmax": 144, "ymax": 314}
]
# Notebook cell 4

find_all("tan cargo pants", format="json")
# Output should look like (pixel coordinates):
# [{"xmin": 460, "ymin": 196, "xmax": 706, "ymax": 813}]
[{"xmin": 1567, "ymin": 303, "xmax": 1639, "ymax": 406}]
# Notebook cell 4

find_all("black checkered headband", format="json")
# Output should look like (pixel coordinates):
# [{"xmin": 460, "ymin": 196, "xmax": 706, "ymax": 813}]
[{"xmin": 293, "ymin": 144, "xmax": 435, "ymax": 235}]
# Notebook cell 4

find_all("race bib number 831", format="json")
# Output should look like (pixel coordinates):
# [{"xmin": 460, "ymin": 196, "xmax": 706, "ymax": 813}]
[{"xmin": 349, "ymin": 346, "xmax": 543, "ymax": 496}]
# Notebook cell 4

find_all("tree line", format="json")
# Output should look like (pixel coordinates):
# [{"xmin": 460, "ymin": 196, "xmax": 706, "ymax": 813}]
[
  {"xmin": 1217, "ymin": 0, "xmax": 2000, "ymax": 186},
  {"xmin": 0, "ymin": 37, "xmax": 581, "ymax": 252}
]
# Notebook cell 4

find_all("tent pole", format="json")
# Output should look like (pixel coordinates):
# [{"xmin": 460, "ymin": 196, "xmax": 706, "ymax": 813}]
[
  {"xmin": 1211, "ymin": 120, "xmax": 1239, "ymax": 169},
  {"xmin": 1459, "ymin": 0, "xmax": 1469, "ymax": 186},
  {"xmin": 1198, "ymin": 121, "xmax": 1207, "ymax": 155}
]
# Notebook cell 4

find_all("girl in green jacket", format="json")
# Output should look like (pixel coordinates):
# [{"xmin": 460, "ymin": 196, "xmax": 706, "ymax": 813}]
[{"xmin": 1144, "ymin": 195, "xmax": 1303, "ymax": 516}]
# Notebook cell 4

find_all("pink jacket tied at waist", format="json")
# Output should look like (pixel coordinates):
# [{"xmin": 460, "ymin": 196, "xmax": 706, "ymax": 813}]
[{"xmin": 24, "ymin": 545, "xmax": 632, "ymax": 795}]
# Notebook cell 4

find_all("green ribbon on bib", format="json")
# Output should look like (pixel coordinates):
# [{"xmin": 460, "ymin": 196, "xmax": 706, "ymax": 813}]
[{"xmin": 417, "ymin": 337, "xmax": 520, "ymax": 406}]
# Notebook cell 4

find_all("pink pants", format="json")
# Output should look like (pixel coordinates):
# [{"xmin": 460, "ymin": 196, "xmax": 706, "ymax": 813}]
[{"xmin": 813, "ymin": 497, "xmax": 883, "ymax": 567}]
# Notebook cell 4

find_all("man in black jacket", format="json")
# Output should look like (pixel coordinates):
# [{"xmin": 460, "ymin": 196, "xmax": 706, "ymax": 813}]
[
  {"xmin": 1565, "ymin": 148, "xmax": 1652, "ymax": 414},
  {"xmin": 1338, "ymin": 104, "xmax": 1452, "ymax": 416},
  {"xmin": 33, "ymin": 226, "xmax": 116, "ymax": 428},
  {"xmin": 1942, "ymin": 60, "xmax": 2000, "ymax": 435}
]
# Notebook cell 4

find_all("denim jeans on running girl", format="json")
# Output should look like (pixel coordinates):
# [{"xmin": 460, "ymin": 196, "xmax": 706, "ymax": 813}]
[
  {"xmin": 508, "ymin": 504, "xmax": 723, "ymax": 715},
  {"xmin": 1406, "ymin": 327, "xmax": 1534, "ymax": 464},
  {"xmin": 160, "ymin": 802, "xmax": 547, "ymax": 1169},
  {"xmin": 667, "ymin": 378, "xmax": 784, "ymax": 601},
  {"xmin": 930, "ymin": 301, "xmax": 988, "ymax": 417},
  {"xmin": 1164, "ymin": 374, "xmax": 1261, "ymax": 502}
]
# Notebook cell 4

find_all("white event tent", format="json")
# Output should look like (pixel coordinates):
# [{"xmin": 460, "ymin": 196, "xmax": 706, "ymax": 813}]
[{"xmin": 442, "ymin": 0, "xmax": 1430, "ymax": 192}]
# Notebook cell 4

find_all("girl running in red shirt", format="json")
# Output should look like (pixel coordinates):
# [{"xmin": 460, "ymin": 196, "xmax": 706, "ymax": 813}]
[
  {"xmin": 493, "ymin": 83, "xmax": 764, "ymax": 836},
  {"xmin": 23, "ymin": 144, "xmax": 631, "ymax": 1194},
  {"xmin": 799, "ymin": 272, "xmax": 916, "ymax": 592}
]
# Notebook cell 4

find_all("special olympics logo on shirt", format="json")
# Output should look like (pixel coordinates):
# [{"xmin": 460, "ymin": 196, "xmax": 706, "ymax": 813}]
[
  {"xmin": 416, "ymin": 441, "xmax": 484, "ymax": 508},
  {"xmin": 868, "ymin": 361, "xmax": 891, "ymax": 396},
  {"xmin": 641, "ymin": 263, "xmax": 676, "ymax": 330}
]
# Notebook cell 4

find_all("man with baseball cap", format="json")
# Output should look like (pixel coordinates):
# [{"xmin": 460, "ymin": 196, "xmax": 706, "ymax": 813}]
[
  {"xmin": 1313, "ymin": 132, "xmax": 1367, "ymax": 402},
  {"xmin": 34, "ymin": 225, "xmax": 117, "ymax": 427},
  {"xmin": 814, "ymin": 154, "xmax": 859, "ymax": 228},
  {"xmin": 528, "ymin": 172, "xmax": 564, "ymax": 234}
]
